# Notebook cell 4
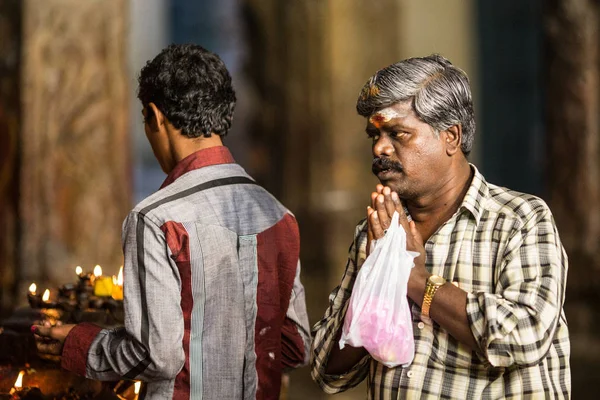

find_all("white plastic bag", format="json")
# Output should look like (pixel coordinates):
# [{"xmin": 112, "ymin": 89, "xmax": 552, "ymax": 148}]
[{"xmin": 339, "ymin": 211, "xmax": 419, "ymax": 368}]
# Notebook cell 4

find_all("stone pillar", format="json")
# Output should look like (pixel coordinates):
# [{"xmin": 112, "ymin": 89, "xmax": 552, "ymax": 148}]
[
  {"xmin": 0, "ymin": 0, "xmax": 131, "ymax": 309},
  {"xmin": 243, "ymin": 0, "xmax": 402, "ymax": 301},
  {"xmin": 544, "ymin": 0, "xmax": 600, "ymax": 283},
  {"xmin": 0, "ymin": 0, "xmax": 22, "ymax": 310},
  {"xmin": 543, "ymin": 0, "xmax": 600, "ymax": 394}
]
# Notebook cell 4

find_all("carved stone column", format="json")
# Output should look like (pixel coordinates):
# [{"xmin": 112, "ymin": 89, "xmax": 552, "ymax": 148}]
[
  {"xmin": 544, "ymin": 0, "xmax": 600, "ymax": 289},
  {"xmin": 544, "ymin": 0, "xmax": 600, "ymax": 394},
  {"xmin": 0, "ymin": 0, "xmax": 131, "ymax": 309},
  {"xmin": 0, "ymin": 0, "xmax": 22, "ymax": 310}
]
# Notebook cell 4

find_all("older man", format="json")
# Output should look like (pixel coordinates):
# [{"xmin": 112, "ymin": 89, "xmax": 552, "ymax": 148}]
[{"xmin": 311, "ymin": 54, "xmax": 570, "ymax": 399}]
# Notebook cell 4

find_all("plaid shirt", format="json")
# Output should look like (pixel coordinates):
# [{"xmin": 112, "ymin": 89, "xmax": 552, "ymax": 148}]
[{"xmin": 311, "ymin": 166, "xmax": 571, "ymax": 399}]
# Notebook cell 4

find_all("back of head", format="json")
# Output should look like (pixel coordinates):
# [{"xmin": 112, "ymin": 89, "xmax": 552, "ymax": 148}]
[
  {"xmin": 138, "ymin": 44, "xmax": 236, "ymax": 138},
  {"xmin": 356, "ymin": 54, "xmax": 476, "ymax": 155}
]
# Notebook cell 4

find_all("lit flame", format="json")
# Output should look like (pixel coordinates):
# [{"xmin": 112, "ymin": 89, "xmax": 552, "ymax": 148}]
[
  {"xmin": 76, "ymin": 266, "xmax": 83, "ymax": 275},
  {"xmin": 29, "ymin": 283, "xmax": 37, "ymax": 295},
  {"xmin": 134, "ymin": 381, "xmax": 141, "ymax": 394},
  {"xmin": 94, "ymin": 265, "xmax": 102, "ymax": 277},
  {"xmin": 117, "ymin": 266, "xmax": 123, "ymax": 286},
  {"xmin": 42, "ymin": 289, "xmax": 50, "ymax": 302},
  {"xmin": 14, "ymin": 370, "xmax": 24, "ymax": 389}
]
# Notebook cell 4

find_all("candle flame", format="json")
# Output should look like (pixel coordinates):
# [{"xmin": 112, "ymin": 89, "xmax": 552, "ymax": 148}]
[
  {"xmin": 134, "ymin": 381, "xmax": 141, "ymax": 394},
  {"xmin": 94, "ymin": 265, "xmax": 102, "ymax": 277},
  {"xmin": 14, "ymin": 370, "xmax": 24, "ymax": 388},
  {"xmin": 117, "ymin": 266, "xmax": 123, "ymax": 286},
  {"xmin": 42, "ymin": 289, "xmax": 50, "ymax": 302},
  {"xmin": 29, "ymin": 283, "xmax": 37, "ymax": 294},
  {"xmin": 76, "ymin": 266, "xmax": 83, "ymax": 275}
]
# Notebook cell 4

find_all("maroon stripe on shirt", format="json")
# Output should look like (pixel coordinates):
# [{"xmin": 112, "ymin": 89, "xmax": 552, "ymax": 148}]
[
  {"xmin": 161, "ymin": 221, "xmax": 193, "ymax": 400},
  {"xmin": 255, "ymin": 213, "xmax": 302, "ymax": 399}
]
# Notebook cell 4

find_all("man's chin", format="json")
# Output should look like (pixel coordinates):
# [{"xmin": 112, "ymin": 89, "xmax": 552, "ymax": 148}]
[
  {"xmin": 376, "ymin": 177, "xmax": 413, "ymax": 199},
  {"xmin": 376, "ymin": 172, "xmax": 402, "ymax": 189}
]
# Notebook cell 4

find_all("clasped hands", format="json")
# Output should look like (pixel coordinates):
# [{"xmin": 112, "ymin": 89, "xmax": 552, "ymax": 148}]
[{"xmin": 366, "ymin": 184, "xmax": 426, "ymax": 271}]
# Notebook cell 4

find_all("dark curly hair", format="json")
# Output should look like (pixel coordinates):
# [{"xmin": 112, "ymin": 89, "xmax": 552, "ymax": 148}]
[{"xmin": 138, "ymin": 44, "xmax": 236, "ymax": 138}]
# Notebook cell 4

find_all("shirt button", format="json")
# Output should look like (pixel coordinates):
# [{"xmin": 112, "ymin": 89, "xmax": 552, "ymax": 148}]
[
  {"xmin": 407, "ymin": 370, "xmax": 414, "ymax": 378},
  {"xmin": 417, "ymin": 322, "xmax": 425, "ymax": 329}
]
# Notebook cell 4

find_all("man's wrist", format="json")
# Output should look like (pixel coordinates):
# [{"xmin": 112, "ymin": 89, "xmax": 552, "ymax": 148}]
[
  {"xmin": 408, "ymin": 267, "xmax": 431, "ymax": 306},
  {"xmin": 421, "ymin": 275, "xmax": 446, "ymax": 318}
]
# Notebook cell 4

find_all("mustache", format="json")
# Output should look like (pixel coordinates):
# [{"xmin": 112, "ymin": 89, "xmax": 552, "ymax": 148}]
[{"xmin": 372, "ymin": 157, "xmax": 403, "ymax": 175}]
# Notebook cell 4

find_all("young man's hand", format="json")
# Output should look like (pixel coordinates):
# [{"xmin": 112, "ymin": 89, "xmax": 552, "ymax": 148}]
[{"xmin": 32, "ymin": 324, "xmax": 76, "ymax": 356}]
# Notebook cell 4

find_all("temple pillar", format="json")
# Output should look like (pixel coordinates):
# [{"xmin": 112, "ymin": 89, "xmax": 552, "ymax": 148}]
[{"xmin": 0, "ymin": 0, "xmax": 131, "ymax": 309}]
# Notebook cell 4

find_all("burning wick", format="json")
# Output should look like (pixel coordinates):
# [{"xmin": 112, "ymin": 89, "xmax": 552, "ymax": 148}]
[
  {"xmin": 9, "ymin": 370, "xmax": 24, "ymax": 394},
  {"xmin": 133, "ymin": 381, "xmax": 142, "ymax": 399},
  {"xmin": 117, "ymin": 266, "xmax": 123, "ymax": 286},
  {"xmin": 42, "ymin": 289, "xmax": 50, "ymax": 302},
  {"xmin": 94, "ymin": 265, "xmax": 103, "ymax": 277},
  {"xmin": 27, "ymin": 283, "xmax": 42, "ymax": 308},
  {"xmin": 76, "ymin": 265, "xmax": 83, "ymax": 276}
]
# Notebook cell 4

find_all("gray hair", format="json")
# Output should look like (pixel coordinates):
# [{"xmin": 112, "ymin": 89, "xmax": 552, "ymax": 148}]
[{"xmin": 356, "ymin": 54, "xmax": 476, "ymax": 155}]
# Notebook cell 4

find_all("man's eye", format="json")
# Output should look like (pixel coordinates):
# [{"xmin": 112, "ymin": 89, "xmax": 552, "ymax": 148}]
[{"xmin": 367, "ymin": 133, "xmax": 380, "ymax": 141}]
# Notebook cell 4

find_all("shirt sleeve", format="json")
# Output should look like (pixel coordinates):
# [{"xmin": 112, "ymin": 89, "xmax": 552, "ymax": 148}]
[
  {"xmin": 310, "ymin": 221, "xmax": 371, "ymax": 394},
  {"xmin": 281, "ymin": 260, "xmax": 311, "ymax": 370},
  {"xmin": 62, "ymin": 211, "xmax": 185, "ymax": 381},
  {"xmin": 466, "ymin": 204, "xmax": 568, "ymax": 368}
]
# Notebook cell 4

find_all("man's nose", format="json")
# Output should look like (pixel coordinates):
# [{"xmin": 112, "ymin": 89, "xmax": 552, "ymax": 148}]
[{"xmin": 373, "ymin": 135, "xmax": 394, "ymax": 157}]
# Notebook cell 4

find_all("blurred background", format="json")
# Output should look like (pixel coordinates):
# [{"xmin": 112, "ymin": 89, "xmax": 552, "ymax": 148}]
[{"xmin": 0, "ymin": 0, "xmax": 598, "ymax": 398}]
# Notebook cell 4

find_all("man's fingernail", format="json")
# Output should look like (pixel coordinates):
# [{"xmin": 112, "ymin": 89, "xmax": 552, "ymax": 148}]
[{"xmin": 391, "ymin": 192, "xmax": 399, "ymax": 202}]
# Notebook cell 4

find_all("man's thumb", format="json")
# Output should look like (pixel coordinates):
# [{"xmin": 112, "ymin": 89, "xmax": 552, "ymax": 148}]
[{"xmin": 32, "ymin": 325, "xmax": 54, "ymax": 338}]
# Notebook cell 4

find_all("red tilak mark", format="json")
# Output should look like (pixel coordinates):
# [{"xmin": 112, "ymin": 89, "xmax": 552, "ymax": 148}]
[{"xmin": 371, "ymin": 114, "xmax": 385, "ymax": 123}]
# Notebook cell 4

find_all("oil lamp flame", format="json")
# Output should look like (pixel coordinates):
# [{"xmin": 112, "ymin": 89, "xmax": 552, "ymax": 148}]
[
  {"xmin": 42, "ymin": 289, "xmax": 50, "ymax": 302},
  {"xmin": 134, "ymin": 381, "xmax": 141, "ymax": 395},
  {"xmin": 14, "ymin": 370, "xmax": 24, "ymax": 389},
  {"xmin": 94, "ymin": 265, "xmax": 102, "ymax": 277},
  {"xmin": 76, "ymin": 266, "xmax": 83, "ymax": 275},
  {"xmin": 29, "ymin": 283, "xmax": 37, "ymax": 294},
  {"xmin": 117, "ymin": 266, "xmax": 123, "ymax": 286}
]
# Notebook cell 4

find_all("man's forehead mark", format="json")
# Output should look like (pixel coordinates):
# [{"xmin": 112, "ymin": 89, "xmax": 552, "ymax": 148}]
[{"xmin": 368, "ymin": 107, "xmax": 408, "ymax": 128}]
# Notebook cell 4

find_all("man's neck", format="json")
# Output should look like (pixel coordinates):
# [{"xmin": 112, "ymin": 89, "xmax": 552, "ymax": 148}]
[
  {"xmin": 170, "ymin": 134, "xmax": 224, "ymax": 165},
  {"xmin": 406, "ymin": 162, "xmax": 473, "ymax": 242}
]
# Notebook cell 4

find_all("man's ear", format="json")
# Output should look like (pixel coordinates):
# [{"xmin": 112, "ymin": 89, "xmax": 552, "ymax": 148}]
[
  {"xmin": 147, "ymin": 102, "xmax": 166, "ymax": 130},
  {"xmin": 443, "ymin": 124, "xmax": 462, "ymax": 156}
]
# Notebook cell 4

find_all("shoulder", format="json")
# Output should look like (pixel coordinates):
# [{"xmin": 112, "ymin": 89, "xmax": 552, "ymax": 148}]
[{"xmin": 485, "ymin": 183, "xmax": 553, "ymax": 229}]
